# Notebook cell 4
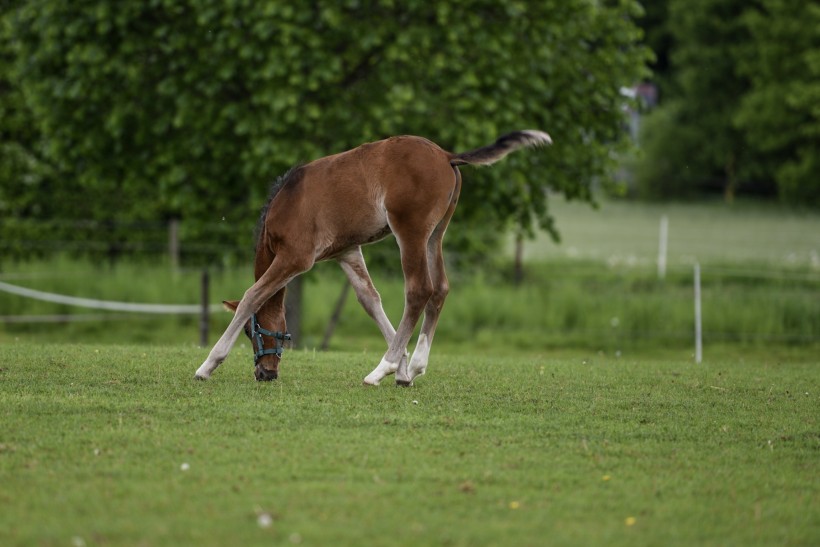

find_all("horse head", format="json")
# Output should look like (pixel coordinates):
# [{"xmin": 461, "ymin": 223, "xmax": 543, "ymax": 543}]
[{"xmin": 223, "ymin": 300, "xmax": 289, "ymax": 381}]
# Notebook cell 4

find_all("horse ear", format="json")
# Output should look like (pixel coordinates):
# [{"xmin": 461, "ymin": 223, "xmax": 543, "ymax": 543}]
[{"xmin": 222, "ymin": 300, "xmax": 240, "ymax": 313}]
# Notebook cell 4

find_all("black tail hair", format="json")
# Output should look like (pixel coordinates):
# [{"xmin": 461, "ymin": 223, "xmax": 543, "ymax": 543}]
[{"xmin": 450, "ymin": 130, "xmax": 552, "ymax": 166}]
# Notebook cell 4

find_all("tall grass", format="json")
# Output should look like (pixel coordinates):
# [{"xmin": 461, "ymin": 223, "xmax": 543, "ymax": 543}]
[
  {"xmin": 307, "ymin": 261, "xmax": 819, "ymax": 355},
  {"xmin": 1, "ymin": 200, "xmax": 818, "ymax": 356},
  {"xmin": 1, "ymin": 255, "xmax": 817, "ymax": 360}
]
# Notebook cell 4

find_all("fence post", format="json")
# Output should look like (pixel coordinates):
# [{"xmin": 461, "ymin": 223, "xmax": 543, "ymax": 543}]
[
  {"xmin": 513, "ymin": 233, "xmax": 525, "ymax": 285},
  {"xmin": 169, "ymin": 219, "xmax": 180, "ymax": 271},
  {"xmin": 694, "ymin": 262, "xmax": 702, "ymax": 363},
  {"xmin": 200, "ymin": 269, "xmax": 209, "ymax": 347},
  {"xmin": 320, "ymin": 281, "xmax": 351, "ymax": 351},
  {"xmin": 658, "ymin": 215, "xmax": 668, "ymax": 280}
]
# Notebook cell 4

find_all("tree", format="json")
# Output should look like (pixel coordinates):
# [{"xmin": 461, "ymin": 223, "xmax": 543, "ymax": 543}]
[
  {"xmin": 734, "ymin": 0, "xmax": 820, "ymax": 207},
  {"xmin": 634, "ymin": 0, "xmax": 757, "ymax": 201},
  {"xmin": 633, "ymin": 0, "xmax": 819, "ymax": 206},
  {"xmin": 2, "ymin": 0, "xmax": 650, "ymax": 259}
]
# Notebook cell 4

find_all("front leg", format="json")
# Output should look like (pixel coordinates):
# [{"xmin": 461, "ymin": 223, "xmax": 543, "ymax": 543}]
[
  {"xmin": 338, "ymin": 248, "xmax": 397, "ymax": 345},
  {"xmin": 194, "ymin": 255, "xmax": 310, "ymax": 379},
  {"xmin": 195, "ymin": 312, "xmax": 248, "ymax": 379}
]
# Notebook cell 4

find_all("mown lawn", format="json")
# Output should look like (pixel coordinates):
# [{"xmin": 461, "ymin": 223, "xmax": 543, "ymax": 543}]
[{"xmin": 1, "ymin": 342, "xmax": 817, "ymax": 546}]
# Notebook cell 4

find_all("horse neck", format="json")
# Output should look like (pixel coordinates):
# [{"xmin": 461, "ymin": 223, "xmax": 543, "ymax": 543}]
[{"xmin": 256, "ymin": 286, "xmax": 287, "ymax": 334}]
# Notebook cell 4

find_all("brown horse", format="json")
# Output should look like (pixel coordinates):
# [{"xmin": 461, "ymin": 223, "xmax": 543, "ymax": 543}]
[{"xmin": 195, "ymin": 130, "xmax": 551, "ymax": 385}]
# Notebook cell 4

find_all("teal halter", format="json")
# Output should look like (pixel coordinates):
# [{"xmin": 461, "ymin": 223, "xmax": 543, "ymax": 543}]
[{"xmin": 250, "ymin": 314, "xmax": 291, "ymax": 364}]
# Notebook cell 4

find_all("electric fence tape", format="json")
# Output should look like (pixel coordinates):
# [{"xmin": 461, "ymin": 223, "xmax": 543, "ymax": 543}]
[{"xmin": 0, "ymin": 280, "xmax": 222, "ymax": 314}]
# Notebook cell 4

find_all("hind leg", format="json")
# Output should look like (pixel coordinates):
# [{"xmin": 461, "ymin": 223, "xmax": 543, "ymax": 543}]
[
  {"xmin": 399, "ymin": 169, "xmax": 460, "ymax": 385},
  {"xmin": 402, "ymin": 234, "xmax": 449, "ymax": 383},
  {"xmin": 363, "ymin": 232, "xmax": 432, "ymax": 386}
]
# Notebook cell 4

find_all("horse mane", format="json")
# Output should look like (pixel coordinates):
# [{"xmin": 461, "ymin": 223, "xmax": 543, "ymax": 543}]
[{"xmin": 254, "ymin": 165, "xmax": 304, "ymax": 251}]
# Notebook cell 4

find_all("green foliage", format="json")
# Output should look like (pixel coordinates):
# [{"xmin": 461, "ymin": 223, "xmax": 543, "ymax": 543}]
[
  {"xmin": 1, "ymin": 343, "xmax": 818, "ymax": 545},
  {"xmin": 0, "ymin": 0, "xmax": 53, "ymax": 222},
  {"xmin": 631, "ymin": 101, "xmax": 706, "ymax": 199},
  {"xmin": 1, "ymin": 0, "xmax": 650, "ymax": 260},
  {"xmin": 734, "ymin": 0, "xmax": 820, "ymax": 207},
  {"xmin": 635, "ymin": 0, "xmax": 755, "ymax": 200},
  {"xmin": 634, "ymin": 0, "xmax": 819, "ymax": 205}
]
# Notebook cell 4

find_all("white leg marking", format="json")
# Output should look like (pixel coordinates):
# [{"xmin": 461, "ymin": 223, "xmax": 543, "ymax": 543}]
[
  {"xmin": 363, "ymin": 355, "xmax": 401, "ymax": 386},
  {"xmin": 194, "ymin": 315, "xmax": 245, "ymax": 379},
  {"xmin": 194, "ymin": 362, "xmax": 213, "ymax": 380},
  {"xmin": 408, "ymin": 333, "xmax": 431, "ymax": 380}
]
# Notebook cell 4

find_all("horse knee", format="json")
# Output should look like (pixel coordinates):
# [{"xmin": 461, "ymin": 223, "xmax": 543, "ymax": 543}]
[
  {"xmin": 357, "ymin": 286, "xmax": 381, "ymax": 308},
  {"xmin": 434, "ymin": 280, "xmax": 449, "ymax": 301},
  {"xmin": 407, "ymin": 279, "xmax": 434, "ymax": 309}
]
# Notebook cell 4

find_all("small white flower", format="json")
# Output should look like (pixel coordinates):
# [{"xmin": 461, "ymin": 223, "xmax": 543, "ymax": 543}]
[
  {"xmin": 180, "ymin": 462, "xmax": 190, "ymax": 471},
  {"xmin": 257, "ymin": 513, "xmax": 273, "ymax": 528}
]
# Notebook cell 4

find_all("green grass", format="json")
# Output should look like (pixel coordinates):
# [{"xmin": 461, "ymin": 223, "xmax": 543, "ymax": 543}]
[
  {"xmin": 1, "ymin": 342, "xmax": 817, "ymax": 546},
  {"xmin": 2, "ymin": 199, "xmax": 818, "ymax": 355},
  {"xmin": 516, "ymin": 197, "xmax": 820, "ymax": 268},
  {"xmin": 1, "ymin": 256, "xmax": 818, "ymax": 358}
]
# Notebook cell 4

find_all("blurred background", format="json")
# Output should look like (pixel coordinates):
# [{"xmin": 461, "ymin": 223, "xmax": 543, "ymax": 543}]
[{"xmin": 1, "ymin": 0, "xmax": 817, "ymax": 360}]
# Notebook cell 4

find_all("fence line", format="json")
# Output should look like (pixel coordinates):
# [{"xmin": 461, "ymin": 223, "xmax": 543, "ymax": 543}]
[
  {"xmin": 0, "ymin": 314, "xmax": 140, "ymax": 324},
  {"xmin": 0, "ymin": 280, "xmax": 221, "ymax": 315}
]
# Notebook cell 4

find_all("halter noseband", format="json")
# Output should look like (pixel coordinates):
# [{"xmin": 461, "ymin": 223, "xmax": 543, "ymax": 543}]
[{"xmin": 250, "ymin": 314, "xmax": 291, "ymax": 364}]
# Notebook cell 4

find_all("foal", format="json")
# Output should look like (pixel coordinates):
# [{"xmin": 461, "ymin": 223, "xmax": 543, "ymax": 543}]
[{"xmin": 195, "ymin": 130, "xmax": 551, "ymax": 385}]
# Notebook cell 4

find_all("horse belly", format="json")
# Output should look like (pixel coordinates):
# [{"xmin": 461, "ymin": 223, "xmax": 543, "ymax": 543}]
[{"xmin": 314, "ymin": 207, "xmax": 390, "ymax": 261}]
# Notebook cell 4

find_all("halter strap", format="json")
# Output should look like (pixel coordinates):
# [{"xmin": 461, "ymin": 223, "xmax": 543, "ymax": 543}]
[{"xmin": 250, "ymin": 314, "xmax": 291, "ymax": 363}]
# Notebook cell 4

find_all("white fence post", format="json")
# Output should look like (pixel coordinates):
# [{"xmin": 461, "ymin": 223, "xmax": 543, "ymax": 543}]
[
  {"xmin": 658, "ymin": 215, "xmax": 668, "ymax": 280},
  {"xmin": 694, "ymin": 262, "xmax": 702, "ymax": 363}
]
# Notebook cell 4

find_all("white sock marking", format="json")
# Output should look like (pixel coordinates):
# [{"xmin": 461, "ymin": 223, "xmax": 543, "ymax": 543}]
[
  {"xmin": 408, "ymin": 333, "xmax": 430, "ymax": 379},
  {"xmin": 363, "ymin": 356, "xmax": 400, "ymax": 386}
]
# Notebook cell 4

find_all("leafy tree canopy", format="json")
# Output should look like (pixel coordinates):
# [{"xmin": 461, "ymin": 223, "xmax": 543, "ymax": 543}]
[
  {"xmin": 633, "ymin": 0, "xmax": 819, "ymax": 206},
  {"xmin": 1, "ymin": 0, "xmax": 650, "ymax": 261},
  {"xmin": 734, "ymin": 0, "xmax": 820, "ymax": 207}
]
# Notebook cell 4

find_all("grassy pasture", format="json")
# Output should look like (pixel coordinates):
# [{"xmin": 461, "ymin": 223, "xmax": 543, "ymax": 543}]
[
  {"xmin": 1, "ymin": 199, "xmax": 818, "ymax": 357},
  {"xmin": 1, "ymin": 343, "xmax": 818, "ymax": 546},
  {"xmin": 517, "ymin": 197, "xmax": 820, "ymax": 268},
  {"xmin": 0, "ymin": 255, "xmax": 817, "ymax": 359}
]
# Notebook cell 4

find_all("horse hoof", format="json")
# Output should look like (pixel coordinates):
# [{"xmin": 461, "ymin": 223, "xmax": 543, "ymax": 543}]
[
  {"xmin": 194, "ymin": 374, "xmax": 208, "ymax": 381},
  {"xmin": 395, "ymin": 379, "xmax": 413, "ymax": 387}
]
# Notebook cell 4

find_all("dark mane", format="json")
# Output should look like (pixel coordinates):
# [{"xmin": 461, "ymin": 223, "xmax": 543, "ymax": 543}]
[{"xmin": 254, "ymin": 165, "xmax": 304, "ymax": 251}]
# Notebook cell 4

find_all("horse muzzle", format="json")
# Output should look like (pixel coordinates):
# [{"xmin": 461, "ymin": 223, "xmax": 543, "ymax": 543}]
[{"xmin": 254, "ymin": 364, "xmax": 279, "ymax": 381}]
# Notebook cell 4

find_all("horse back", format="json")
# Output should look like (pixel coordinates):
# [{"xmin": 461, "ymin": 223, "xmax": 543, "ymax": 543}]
[{"xmin": 263, "ymin": 136, "xmax": 459, "ymax": 260}]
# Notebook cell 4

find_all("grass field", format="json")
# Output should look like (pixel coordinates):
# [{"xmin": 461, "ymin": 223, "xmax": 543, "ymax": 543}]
[
  {"xmin": 517, "ymin": 197, "xmax": 820, "ymax": 268},
  {"xmin": 1, "ymin": 198, "xmax": 818, "ymax": 356},
  {"xmin": 1, "ymin": 198, "xmax": 818, "ymax": 544},
  {"xmin": 1, "ymin": 342, "xmax": 817, "ymax": 546}
]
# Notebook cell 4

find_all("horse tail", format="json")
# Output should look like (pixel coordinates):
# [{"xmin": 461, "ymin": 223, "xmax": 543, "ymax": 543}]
[{"xmin": 449, "ymin": 130, "xmax": 552, "ymax": 167}]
